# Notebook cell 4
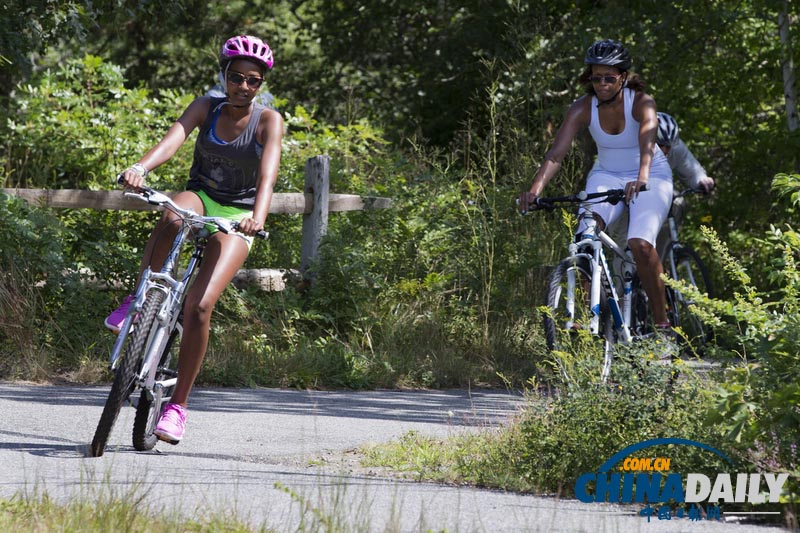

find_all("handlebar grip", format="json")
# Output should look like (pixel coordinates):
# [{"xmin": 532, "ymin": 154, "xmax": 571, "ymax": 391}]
[
  {"xmin": 230, "ymin": 222, "xmax": 269, "ymax": 240},
  {"xmin": 516, "ymin": 196, "xmax": 554, "ymax": 213}
]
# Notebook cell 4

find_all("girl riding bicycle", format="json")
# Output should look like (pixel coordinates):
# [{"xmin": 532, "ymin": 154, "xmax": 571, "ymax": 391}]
[
  {"xmin": 107, "ymin": 35, "xmax": 283, "ymax": 445},
  {"xmin": 519, "ymin": 39, "xmax": 673, "ymax": 331}
]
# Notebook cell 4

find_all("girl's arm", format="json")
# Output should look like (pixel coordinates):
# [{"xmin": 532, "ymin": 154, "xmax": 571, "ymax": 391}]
[
  {"xmin": 237, "ymin": 108, "xmax": 284, "ymax": 235},
  {"xmin": 119, "ymin": 97, "xmax": 211, "ymax": 189}
]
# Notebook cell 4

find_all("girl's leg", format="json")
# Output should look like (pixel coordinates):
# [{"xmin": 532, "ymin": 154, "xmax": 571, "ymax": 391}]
[
  {"xmin": 138, "ymin": 191, "xmax": 205, "ymax": 275},
  {"xmin": 169, "ymin": 232, "xmax": 250, "ymax": 406},
  {"xmin": 628, "ymin": 238, "xmax": 669, "ymax": 325},
  {"xmin": 105, "ymin": 192, "xmax": 206, "ymax": 333}
]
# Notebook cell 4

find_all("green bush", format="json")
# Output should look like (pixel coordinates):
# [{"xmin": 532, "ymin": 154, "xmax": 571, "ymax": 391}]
[
  {"xmin": 363, "ymin": 346, "xmax": 732, "ymax": 498},
  {"xmin": 649, "ymin": 173, "xmax": 800, "ymax": 506},
  {"xmin": 517, "ymin": 346, "xmax": 729, "ymax": 496},
  {"xmin": 3, "ymin": 55, "xmax": 193, "ymax": 190}
]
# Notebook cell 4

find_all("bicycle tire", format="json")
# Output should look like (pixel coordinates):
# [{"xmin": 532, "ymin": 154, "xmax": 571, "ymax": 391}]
[
  {"xmin": 544, "ymin": 257, "xmax": 614, "ymax": 379},
  {"xmin": 629, "ymin": 273, "xmax": 651, "ymax": 338},
  {"xmin": 89, "ymin": 290, "xmax": 165, "ymax": 457},
  {"xmin": 132, "ymin": 318, "xmax": 180, "ymax": 451},
  {"xmin": 666, "ymin": 245, "xmax": 714, "ymax": 347}
]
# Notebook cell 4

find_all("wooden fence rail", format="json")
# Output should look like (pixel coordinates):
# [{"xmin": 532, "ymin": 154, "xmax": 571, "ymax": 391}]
[{"xmin": 1, "ymin": 155, "xmax": 392, "ymax": 291}]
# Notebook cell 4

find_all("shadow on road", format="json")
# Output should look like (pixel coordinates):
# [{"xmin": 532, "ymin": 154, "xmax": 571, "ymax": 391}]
[
  {"xmin": 0, "ymin": 383, "xmax": 523, "ymax": 427},
  {"xmin": 0, "ymin": 430, "xmax": 87, "ymax": 458}
]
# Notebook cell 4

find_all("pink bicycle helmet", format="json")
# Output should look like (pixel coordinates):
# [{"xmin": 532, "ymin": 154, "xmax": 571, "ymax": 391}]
[{"xmin": 219, "ymin": 35, "xmax": 274, "ymax": 71}]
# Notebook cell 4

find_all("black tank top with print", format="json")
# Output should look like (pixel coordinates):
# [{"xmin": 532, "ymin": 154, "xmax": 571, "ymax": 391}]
[{"xmin": 187, "ymin": 97, "xmax": 266, "ymax": 208}]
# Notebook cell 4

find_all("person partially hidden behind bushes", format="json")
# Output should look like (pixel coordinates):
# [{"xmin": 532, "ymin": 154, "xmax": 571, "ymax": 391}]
[
  {"xmin": 653, "ymin": 111, "xmax": 715, "ymax": 254},
  {"xmin": 105, "ymin": 35, "xmax": 283, "ymax": 444}
]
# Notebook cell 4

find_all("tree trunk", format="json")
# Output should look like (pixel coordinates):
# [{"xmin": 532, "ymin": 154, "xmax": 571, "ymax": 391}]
[{"xmin": 779, "ymin": 1, "xmax": 798, "ymax": 133}]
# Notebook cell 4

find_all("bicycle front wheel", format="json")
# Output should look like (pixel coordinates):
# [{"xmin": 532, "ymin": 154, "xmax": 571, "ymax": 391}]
[
  {"xmin": 132, "ymin": 317, "xmax": 180, "ymax": 451},
  {"xmin": 544, "ymin": 257, "xmax": 614, "ymax": 381},
  {"xmin": 666, "ymin": 246, "xmax": 713, "ymax": 347},
  {"xmin": 89, "ymin": 289, "xmax": 166, "ymax": 457}
]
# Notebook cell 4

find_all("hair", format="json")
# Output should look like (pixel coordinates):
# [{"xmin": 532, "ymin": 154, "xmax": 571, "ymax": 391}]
[{"xmin": 578, "ymin": 66, "xmax": 646, "ymax": 95}]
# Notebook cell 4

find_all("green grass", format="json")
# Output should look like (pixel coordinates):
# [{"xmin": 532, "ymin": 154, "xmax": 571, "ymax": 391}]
[
  {"xmin": 0, "ymin": 493, "xmax": 261, "ymax": 532},
  {"xmin": 362, "ymin": 342, "xmax": 735, "ymax": 499},
  {"xmin": 0, "ymin": 480, "xmax": 454, "ymax": 533}
]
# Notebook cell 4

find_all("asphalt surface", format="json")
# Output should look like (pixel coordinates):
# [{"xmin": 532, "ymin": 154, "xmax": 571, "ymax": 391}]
[{"xmin": 0, "ymin": 382, "xmax": 783, "ymax": 532}]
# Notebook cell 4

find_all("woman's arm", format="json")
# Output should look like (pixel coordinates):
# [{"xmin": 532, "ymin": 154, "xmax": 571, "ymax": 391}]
[
  {"xmin": 520, "ymin": 97, "xmax": 590, "ymax": 207},
  {"xmin": 634, "ymin": 92, "xmax": 658, "ymax": 181},
  {"xmin": 630, "ymin": 92, "xmax": 658, "ymax": 201},
  {"xmin": 237, "ymin": 108, "xmax": 284, "ymax": 235},
  {"xmin": 119, "ymin": 97, "xmax": 211, "ymax": 189},
  {"xmin": 668, "ymin": 138, "xmax": 715, "ymax": 193}
]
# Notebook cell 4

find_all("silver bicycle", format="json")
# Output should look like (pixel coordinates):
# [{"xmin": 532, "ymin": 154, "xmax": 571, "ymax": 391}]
[
  {"xmin": 89, "ymin": 184, "xmax": 266, "ymax": 457},
  {"xmin": 532, "ymin": 189, "xmax": 651, "ymax": 382}
]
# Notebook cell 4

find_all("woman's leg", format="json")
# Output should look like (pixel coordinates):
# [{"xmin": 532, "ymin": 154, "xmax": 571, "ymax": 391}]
[
  {"xmin": 169, "ymin": 232, "xmax": 250, "ymax": 406},
  {"xmin": 626, "ymin": 178, "xmax": 672, "ymax": 327},
  {"xmin": 628, "ymin": 237, "xmax": 669, "ymax": 325}
]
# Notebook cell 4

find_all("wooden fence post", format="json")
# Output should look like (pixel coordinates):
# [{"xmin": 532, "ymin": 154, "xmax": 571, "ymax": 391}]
[{"xmin": 300, "ymin": 155, "xmax": 330, "ymax": 283}]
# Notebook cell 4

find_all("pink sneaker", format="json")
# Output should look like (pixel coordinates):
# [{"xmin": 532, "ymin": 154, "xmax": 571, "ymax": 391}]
[
  {"xmin": 104, "ymin": 294, "xmax": 135, "ymax": 334},
  {"xmin": 154, "ymin": 403, "xmax": 187, "ymax": 444}
]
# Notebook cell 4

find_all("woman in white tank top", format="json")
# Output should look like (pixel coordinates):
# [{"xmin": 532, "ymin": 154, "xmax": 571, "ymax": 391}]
[{"xmin": 519, "ymin": 39, "xmax": 673, "ymax": 331}]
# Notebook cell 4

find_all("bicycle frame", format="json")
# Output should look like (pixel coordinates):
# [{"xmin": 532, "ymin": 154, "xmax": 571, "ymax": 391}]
[
  {"xmin": 108, "ymin": 224, "xmax": 210, "ymax": 398},
  {"xmin": 107, "ymin": 188, "xmax": 239, "ymax": 405},
  {"xmin": 566, "ymin": 210, "xmax": 636, "ymax": 344}
]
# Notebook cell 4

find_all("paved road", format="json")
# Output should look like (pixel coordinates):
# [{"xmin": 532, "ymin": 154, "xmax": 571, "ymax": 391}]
[{"xmin": 0, "ymin": 383, "xmax": 779, "ymax": 532}]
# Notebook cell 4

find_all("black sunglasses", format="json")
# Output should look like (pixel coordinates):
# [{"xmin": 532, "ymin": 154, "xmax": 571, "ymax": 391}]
[
  {"xmin": 227, "ymin": 72, "xmax": 264, "ymax": 89},
  {"xmin": 590, "ymin": 75, "xmax": 622, "ymax": 85}
]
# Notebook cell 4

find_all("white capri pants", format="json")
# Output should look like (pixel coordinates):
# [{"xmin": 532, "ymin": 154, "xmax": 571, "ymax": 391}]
[{"xmin": 575, "ymin": 171, "xmax": 673, "ymax": 247}]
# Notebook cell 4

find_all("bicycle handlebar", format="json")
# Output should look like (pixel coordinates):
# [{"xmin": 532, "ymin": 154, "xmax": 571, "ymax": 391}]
[
  {"xmin": 674, "ymin": 187, "xmax": 708, "ymax": 199},
  {"xmin": 517, "ymin": 186, "xmax": 646, "ymax": 214},
  {"xmin": 119, "ymin": 180, "xmax": 268, "ymax": 240}
]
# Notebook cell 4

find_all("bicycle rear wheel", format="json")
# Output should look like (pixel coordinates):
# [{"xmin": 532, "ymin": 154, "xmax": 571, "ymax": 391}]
[
  {"xmin": 666, "ymin": 245, "xmax": 714, "ymax": 347},
  {"xmin": 132, "ymin": 317, "xmax": 180, "ymax": 451},
  {"xmin": 544, "ymin": 257, "xmax": 614, "ymax": 381},
  {"xmin": 89, "ymin": 289, "xmax": 165, "ymax": 457},
  {"xmin": 628, "ymin": 273, "xmax": 651, "ymax": 338}
]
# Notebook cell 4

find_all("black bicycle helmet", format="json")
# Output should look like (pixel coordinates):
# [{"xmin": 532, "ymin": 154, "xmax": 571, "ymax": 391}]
[
  {"xmin": 657, "ymin": 112, "xmax": 680, "ymax": 146},
  {"xmin": 585, "ymin": 39, "xmax": 632, "ymax": 71}
]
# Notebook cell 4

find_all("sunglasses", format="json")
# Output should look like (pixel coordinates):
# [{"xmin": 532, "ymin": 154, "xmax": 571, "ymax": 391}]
[
  {"xmin": 227, "ymin": 71, "xmax": 264, "ymax": 89},
  {"xmin": 590, "ymin": 75, "xmax": 622, "ymax": 85}
]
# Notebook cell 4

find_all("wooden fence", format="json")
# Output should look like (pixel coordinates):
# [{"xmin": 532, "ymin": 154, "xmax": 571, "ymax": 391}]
[{"xmin": 2, "ymin": 155, "xmax": 392, "ymax": 291}]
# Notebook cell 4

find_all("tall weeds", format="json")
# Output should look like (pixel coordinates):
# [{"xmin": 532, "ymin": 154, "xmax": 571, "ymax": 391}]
[{"xmin": 0, "ymin": 263, "xmax": 52, "ymax": 380}]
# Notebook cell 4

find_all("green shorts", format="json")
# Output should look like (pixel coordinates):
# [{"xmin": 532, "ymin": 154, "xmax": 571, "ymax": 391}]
[{"xmin": 195, "ymin": 189, "xmax": 255, "ymax": 250}]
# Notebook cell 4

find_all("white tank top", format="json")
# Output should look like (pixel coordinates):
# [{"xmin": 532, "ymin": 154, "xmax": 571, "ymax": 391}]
[{"xmin": 589, "ymin": 88, "xmax": 668, "ymax": 175}]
